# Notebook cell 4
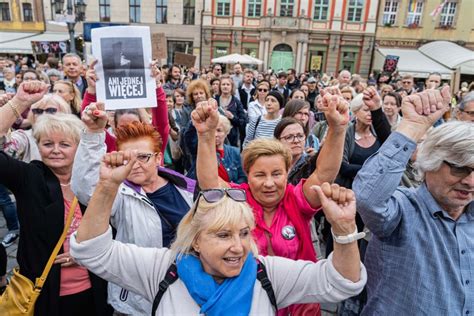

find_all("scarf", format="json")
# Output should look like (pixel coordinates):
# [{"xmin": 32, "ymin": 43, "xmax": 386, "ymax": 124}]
[
  {"xmin": 177, "ymin": 254, "xmax": 257, "ymax": 316},
  {"xmin": 240, "ymin": 183, "xmax": 317, "ymax": 262}
]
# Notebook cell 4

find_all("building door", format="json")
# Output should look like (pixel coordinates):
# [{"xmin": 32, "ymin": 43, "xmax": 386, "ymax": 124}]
[{"xmin": 271, "ymin": 44, "xmax": 293, "ymax": 72}]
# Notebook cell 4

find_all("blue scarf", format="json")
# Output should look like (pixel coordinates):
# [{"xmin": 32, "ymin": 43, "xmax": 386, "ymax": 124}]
[{"xmin": 176, "ymin": 254, "xmax": 257, "ymax": 315}]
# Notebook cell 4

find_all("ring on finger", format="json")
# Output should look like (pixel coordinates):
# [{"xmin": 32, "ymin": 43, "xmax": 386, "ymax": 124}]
[{"xmin": 66, "ymin": 257, "xmax": 70, "ymax": 263}]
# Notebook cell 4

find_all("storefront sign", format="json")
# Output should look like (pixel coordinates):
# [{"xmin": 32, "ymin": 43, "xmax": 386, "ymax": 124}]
[{"xmin": 377, "ymin": 40, "xmax": 419, "ymax": 48}]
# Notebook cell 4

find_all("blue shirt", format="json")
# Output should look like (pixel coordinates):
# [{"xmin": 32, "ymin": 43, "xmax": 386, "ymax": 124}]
[
  {"xmin": 353, "ymin": 132, "xmax": 474, "ymax": 316},
  {"xmin": 147, "ymin": 182, "xmax": 190, "ymax": 247}
]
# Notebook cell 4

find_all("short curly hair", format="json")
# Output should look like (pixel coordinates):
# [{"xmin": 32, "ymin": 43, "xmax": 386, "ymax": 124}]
[{"xmin": 115, "ymin": 121, "xmax": 162, "ymax": 154}]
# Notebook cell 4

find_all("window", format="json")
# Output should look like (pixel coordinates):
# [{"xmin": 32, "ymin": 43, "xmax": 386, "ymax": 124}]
[
  {"xmin": 247, "ymin": 0, "xmax": 262, "ymax": 17},
  {"xmin": 99, "ymin": 0, "xmax": 110, "ymax": 22},
  {"xmin": 280, "ymin": 0, "xmax": 294, "ymax": 17},
  {"xmin": 340, "ymin": 51, "xmax": 358, "ymax": 73},
  {"xmin": 439, "ymin": 1, "xmax": 456, "ymax": 27},
  {"xmin": 22, "ymin": 3, "xmax": 33, "ymax": 21},
  {"xmin": 0, "ymin": 3, "xmax": 10, "ymax": 21},
  {"xmin": 183, "ymin": 0, "xmax": 195, "ymax": 24},
  {"xmin": 129, "ymin": 0, "xmax": 141, "ymax": 23},
  {"xmin": 347, "ymin": 0, "xmax": 364, "ymax": 22},
  {"xmin": 406, "ymin": 0, "xmax": 423, "ymax": 26},
  {"xmin": 156, "ymin": 0, "xmax": 167, "ymax": 23},
  {"xmin": 382, "ymin": 0, "xmax": 398, "ymax": 25},
  {"xmin": 313, "ymin": 0, "xmax": 329, "ymax": 21},
  {"xmin": 216, "ymin": 0, "xmax": 230, "ymax": 16}
]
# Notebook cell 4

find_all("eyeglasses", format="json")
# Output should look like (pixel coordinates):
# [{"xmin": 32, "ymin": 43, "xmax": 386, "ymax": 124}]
[
  {"xmin": 136, "ymin": 152, "xmax": 157, "ymax": 163},
  {"xmin": 258, "ymin": 88, "xmax": 268, "ymax": 92},
  {"xmin": 443, "ymin": 161, "xmax": 474, "ymax": 178},
  {"xmin": 295, "ymin": 111, "xmax": 310, "ymax": 117},
  {"xmin": 193, "ymin": 188, "xmax": 247, "ymax": 215},
  {"xmin": 280, "ymin": 133, "xmax": 305, "ymax": 143},
  {"xmin": 31, "ymin": 108, "xmax": 58, "ymax": 115}
]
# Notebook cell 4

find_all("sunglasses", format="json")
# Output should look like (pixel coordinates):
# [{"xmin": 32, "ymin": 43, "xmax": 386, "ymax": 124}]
[
  {"xmin": 193, "ymin": 188, "xmax": 247, "ymax": 215},
  {"xmin": 258, "ymin": 88, "xmax": 268, "ymax": 92},
  {"xmin": 444, "ymin": 161, "xmax": 474, "ymax": 178},
  {"xmin": 136, "ymin": 152, "xmax": 157, "ymax": 163},
  {"xmin": 31, "ymin": 108, "xmax": 58, "ymax": 115}
]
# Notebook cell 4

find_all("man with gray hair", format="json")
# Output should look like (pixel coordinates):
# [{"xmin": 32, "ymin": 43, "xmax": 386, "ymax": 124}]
[
  {"xmin": 457, "ymin": 91, "xmax": 474, "ymax": 122},
  {"xmin": 353, "ymin": 86, "xmax": 474, "ymax": 315}
]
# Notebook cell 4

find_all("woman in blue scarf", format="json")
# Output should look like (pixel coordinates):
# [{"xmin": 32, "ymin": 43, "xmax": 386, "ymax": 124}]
[{"xmin": 70, "ymin": 147, "xmax": 366, "ymax": 315}]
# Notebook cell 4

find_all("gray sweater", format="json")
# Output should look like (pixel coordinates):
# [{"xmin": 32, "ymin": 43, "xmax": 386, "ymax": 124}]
[{"xmin": 71, "ymin": 227, "xmax": 367, "ymax": 315}]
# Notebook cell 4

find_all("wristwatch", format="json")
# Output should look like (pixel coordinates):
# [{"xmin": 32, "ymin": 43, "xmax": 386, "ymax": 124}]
[{"xmin": 331, "ymin": 227, "xmax": 366, "ymax": 244}]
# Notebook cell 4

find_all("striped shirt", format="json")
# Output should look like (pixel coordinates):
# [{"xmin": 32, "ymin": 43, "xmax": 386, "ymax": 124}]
[{"xmin": 243, "ymin": 116, "xmax": 281, "ymax": 148}]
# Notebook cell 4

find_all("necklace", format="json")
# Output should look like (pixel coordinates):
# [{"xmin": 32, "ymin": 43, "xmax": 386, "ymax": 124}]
[{"xmin": 60, "ymin": 182, "xmax": 71, "ymax": 187}]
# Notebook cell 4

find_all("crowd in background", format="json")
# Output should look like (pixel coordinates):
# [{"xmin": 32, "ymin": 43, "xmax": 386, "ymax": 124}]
[{"xmin": 0, "ymin": 52, "xmax": 473, "ymax": 316}]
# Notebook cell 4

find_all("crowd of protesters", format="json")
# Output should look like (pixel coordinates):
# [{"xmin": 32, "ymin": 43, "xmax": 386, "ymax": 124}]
[{"xmin": 0, "ymin": 52, "xmax": 473, "ymax": 316}]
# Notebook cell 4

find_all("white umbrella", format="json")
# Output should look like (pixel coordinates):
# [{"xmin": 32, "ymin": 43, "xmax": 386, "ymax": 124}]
[
  {"xmin": 243, "ymin": 54, "xmax": 263, "ymax": 65},
  {"xmin": 212, "ymin": 53, "xmax": 261, "ymax": 65}
]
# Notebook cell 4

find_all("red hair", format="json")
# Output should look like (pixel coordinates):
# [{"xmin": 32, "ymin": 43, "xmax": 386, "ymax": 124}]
[{"xmin": 115, "ymin": 121, "xmax": 162, "ymax": 153}]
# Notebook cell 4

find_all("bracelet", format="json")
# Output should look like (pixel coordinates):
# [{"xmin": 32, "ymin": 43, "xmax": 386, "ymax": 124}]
[
  {"xmin": 331, "ymin": 227, "xmax": 366, "ymax": 245},
  {"xmin": 7, "ymin": 101, "xmax": 21, "ymax": 120}
]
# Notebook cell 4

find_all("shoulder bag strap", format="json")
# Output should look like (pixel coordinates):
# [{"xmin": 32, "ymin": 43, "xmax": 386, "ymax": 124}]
[
  {"xmin": 34, "ymin": 196, "xmax": 78, "ymax": 290},
  {"xmin": 251, "ymin": 115, "xmax": 262, "ymax": 141},
  {"xmin": 152, "ymin": 262, "xmax": 178, "ymax": 315},
  {"xmin": 257, "ymin": 261, "xmax": 278, "ymax": 312}
]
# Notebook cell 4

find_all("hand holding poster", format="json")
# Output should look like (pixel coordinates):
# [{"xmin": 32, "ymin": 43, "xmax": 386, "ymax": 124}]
[{"xmin": 91, "ymin": 26, "xmax": 157, "ymax": 110}]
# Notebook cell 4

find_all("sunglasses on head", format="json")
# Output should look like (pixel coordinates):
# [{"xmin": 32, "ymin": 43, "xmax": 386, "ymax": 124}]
[
  {"xmin": 193, "ymin": 188, "xmax": 247, "ymax": 215},
  {"xmin": 31, "ymin": 108, "xmax": 58, "ymax": 115}
]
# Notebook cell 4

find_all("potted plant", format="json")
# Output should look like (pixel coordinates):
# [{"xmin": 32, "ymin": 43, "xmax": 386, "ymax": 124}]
[
  {"xmin": 408, "ymin": 22, "xmax": 418, "ymax": 29},
  {"xmin": 384, "ymin": 22, "xmax": 393, "ymax": 27}
]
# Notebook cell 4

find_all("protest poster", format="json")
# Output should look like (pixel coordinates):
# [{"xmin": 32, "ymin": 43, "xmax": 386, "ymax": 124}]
[
  {"xmin": 383, "ymin": 55, "xmax": 399, "ymax": 75},
  {"xmin": 174, "ymin": 52, "xmax": 197, "ymax": 68},
  {"xmin": 91, "ymin": 26, "xmax": 156, "ymax": 110},
  {"xmin": 151, "ymin": 33, "xmax": 167, "ymax": 62}
]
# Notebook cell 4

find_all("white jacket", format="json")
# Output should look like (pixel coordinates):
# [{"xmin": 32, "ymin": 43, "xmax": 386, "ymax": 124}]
[
  {"xmin": 71, "ymin": 228, "xmax": 367, "ymax": 315},
  {"xmin": 71, "ymin": 131, "xmax": 195, "ymax": 315}
]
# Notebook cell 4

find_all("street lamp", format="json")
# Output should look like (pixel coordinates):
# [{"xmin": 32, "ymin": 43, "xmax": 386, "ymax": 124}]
[{"xmin": 52, "ymin": 0, "xmax": 87, "ymax": 54}]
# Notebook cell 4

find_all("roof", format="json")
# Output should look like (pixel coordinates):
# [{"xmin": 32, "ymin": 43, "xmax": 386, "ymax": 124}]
[
  {"xmin": 376, "ymin": 48, "xmax": 452, "ymax": 79},
  {"xmin": 419, "ymin": 41, "xmax": 474, "ymax": 75},
  {"xmin": 0, "ymin": 31, "xmax": 71, "ymax": 54}
]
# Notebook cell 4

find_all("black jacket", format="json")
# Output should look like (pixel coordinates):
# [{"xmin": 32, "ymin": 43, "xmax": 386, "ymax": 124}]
[
  {"xmin": 238, "ymin": 86, "xmax": 256, "ymax": 110},
  {"xmin": 0, "ymin": 153, "xmax": 112, "ymax": 316}
]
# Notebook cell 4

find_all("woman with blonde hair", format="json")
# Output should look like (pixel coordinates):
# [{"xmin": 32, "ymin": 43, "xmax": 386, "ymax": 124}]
[
  {"xmin": 0, "ymin": 81, "xmax": 71, "ymax": 162},
  {"xmin": 53, "ymin": 79, "xmax": 82, "ymax": 117},
  {"xmin": 70, "ymin": 146, "xmax": 366, "ymax": 315}
]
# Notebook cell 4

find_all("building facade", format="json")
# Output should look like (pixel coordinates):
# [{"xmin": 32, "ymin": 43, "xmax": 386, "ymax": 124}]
[
  {"xmin": 375, "ymin": 0, "xmax": 474, "ymax": 50},
  {"xmin": 42, "ymin": 0, "xmax": 203, "ymax": 66},
  {"xmin": 201, "ymin": 0, "xmax": 379, "ymax": 76},
  {"xmin": 0, "ymin": 0, "xmax": 44, "ymax": 31}
]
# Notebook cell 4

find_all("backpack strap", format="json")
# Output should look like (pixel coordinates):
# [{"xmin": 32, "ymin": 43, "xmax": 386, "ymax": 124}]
[
  {"xmin": 152, "ymin": 262, "xmax": 178, "ymax": 316},
  {"xmin": 257, "ymin": 261, "xmax": 278, "ymax": 312},
  {"xmin": 151, "ymin": 260, "xmax": 278, "ymax": 314}
]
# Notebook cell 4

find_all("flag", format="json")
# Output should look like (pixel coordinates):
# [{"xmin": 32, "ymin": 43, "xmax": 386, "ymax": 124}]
[
  {"xmin": 430, "ymin": 0, "xmax": 448, "ymax": 20},
  {"xmin": 408, "ymin": 0, "xmax": 417, "ymax": 12}
]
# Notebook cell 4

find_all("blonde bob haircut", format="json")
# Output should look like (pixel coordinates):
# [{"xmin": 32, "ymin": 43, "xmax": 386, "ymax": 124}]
[
  {"xmin": 218, "ymin": 114, "xmax": 232, "ymax": 135},
  {"xmin": 241, "ymin": 138, "xmax": 292, "ymax": 175},
  {"xmin": 33, "ymin": 113, "xmax": 84, "ymax": 144},
  {"xmin": 171, "ymin": 195, "xmax": 259, "ymax": 259},
  {"xmin": 28, "ymin": 94, "xmax": 72, "ymax": 124}
]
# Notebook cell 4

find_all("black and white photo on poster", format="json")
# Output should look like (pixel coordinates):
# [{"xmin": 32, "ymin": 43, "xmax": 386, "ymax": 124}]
[
  {"xmin": 101, "ymin": 37, "xmax": 146, "ymax": 100},
  {"xmin": 91, "ymin": 26, "xmax": 156, "ymax": 110}
]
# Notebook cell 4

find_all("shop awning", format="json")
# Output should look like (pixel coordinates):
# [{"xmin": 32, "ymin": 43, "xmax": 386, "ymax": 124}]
[
  {"xmin": 419, "ymin": 41, "xmax": 474, "ymax": 75},
  {"xmin": 0, "ymin": 31, "xmax": 72, "ymax": 54},
  {"xmin": 374, "ymin": 48, "xmax": 452, "ymax": 79}
]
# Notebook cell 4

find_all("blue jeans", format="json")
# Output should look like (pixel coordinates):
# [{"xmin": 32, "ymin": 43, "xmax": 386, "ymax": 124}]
[{"xmin": 0, "ymin": 184, "xmax": 19, "ymax": 232}]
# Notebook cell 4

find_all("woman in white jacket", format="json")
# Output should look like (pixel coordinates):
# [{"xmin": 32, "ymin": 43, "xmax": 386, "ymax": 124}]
[
  {"xmin": 71, "ymin": 147, "xmax": 367, "ymax": 315},
  {"xmin": 71, "ymin": 102, "xmax": 195, "ymax": 315}
]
